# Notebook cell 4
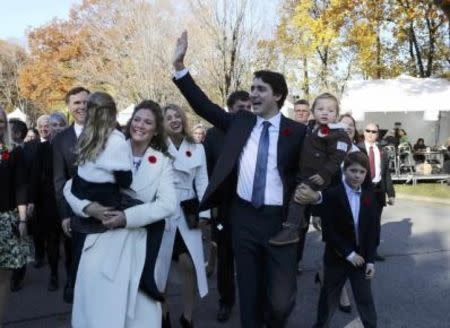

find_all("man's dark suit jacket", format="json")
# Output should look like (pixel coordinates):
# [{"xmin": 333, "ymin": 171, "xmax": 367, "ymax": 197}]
[
  {"xmin": 29, "ymin": 141, "xmax": 60, "ymax": 229},
  {"xmin": 174, "ymin": 73, "xmax": 306, "ymax": 212},
  {"xmin": 52, "ymin": 125, "xmax": 77, "ymax": 220},
  {"xmin": 203, "ymin": 127, "xmax": 233, "ymax": 218},
  {"xmin": 320, "ymin": 183, "xmax": 377, "ymax": 264},
  {"xmin": 357, "ymin": 143, "xmax": 395, "ymax": 207}
]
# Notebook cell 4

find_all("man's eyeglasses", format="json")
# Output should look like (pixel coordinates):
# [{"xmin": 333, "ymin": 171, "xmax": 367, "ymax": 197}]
[{"xmin": 365, "ymin": 129, "xmax": 378, "ymax": 134}]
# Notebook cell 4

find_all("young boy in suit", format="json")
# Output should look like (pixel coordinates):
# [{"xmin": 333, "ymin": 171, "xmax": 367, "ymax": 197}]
[{"xmin": 313, "ymin": 151, "xmax": 378, "ymax": 328}]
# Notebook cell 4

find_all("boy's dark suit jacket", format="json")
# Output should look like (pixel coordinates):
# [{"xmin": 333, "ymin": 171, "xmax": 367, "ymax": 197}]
[
  {"xmin": 174, "ymin": 73, "xmax": 306, "ymax": 212},
  {"xmin": 320, "ymin": 183, "xmax": 378, "ymax": 264}
]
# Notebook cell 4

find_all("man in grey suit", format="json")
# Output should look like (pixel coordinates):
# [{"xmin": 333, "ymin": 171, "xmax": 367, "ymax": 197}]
[{"xmin": 52, "ymin": 86, "xmax": 90, "ymax": 303}]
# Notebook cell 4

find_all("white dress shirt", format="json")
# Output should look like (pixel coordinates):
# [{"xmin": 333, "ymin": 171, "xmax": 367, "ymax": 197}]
[
  {"xmin": 74, "ymin": 123, "xmax": 83, "ymax": 139},
  {"xmin": 364, "ymin": 141, "xmax": 381, "ymax": 183},
  {"xmin": 237, "ymin": 113, "xmax": 284, "ymax": 205}
]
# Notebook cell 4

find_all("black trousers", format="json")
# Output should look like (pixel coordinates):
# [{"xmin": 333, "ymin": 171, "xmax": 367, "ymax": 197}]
[
  {"xmin": 230, "ymin": 197, "xmax": 297, "ymax": 328},
  {"xmin": 33, "ymin": 218, "xmax": 61, "ymax": 276},
  {"xmin": 314, "ymin": 249, "xmax": 377, "ymax": 328},
  {"xmin": 212, "ymin": 217, "xmax": 235, "ymax": 307},
  {"xmin": 373, "ymin": 191, "xmax": 385, "ymax": 247},
  {"xmin": 67, "ymin": 230, "xmax": 86, "ymax": 287}
]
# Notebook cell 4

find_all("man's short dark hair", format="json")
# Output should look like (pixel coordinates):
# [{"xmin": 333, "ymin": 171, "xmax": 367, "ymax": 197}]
[
  {"xmin": 294, "ymin": 99, "xmax": 309, "ymax": 106},
  {"xmin": 65, "ymin": 87, "xmax": 90, "ymax": 104},
  {"xmin": 9, "ymin": 119, "xmax": 28, "ymax": 141},
  {"xmin": 343, "ymin": 151, "xmax": 370, "ymax": 172},
  {"xmin": 253, "ymin": 70, "xmax": 288, "ymax": 109},
  {"xmin": 226, "ymin": 90, "xmax": 250, "ymax": 109}
]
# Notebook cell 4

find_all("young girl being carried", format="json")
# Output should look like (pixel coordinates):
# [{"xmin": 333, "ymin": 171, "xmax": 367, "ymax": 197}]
[{"xmin": 71, "ymin": 92, "xmax": 141, "ymax": 232}]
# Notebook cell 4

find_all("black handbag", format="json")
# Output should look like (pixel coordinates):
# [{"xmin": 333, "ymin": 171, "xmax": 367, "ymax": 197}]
[{"xmin": 180, "ymin": 198, "xmax": 200, "ymax": 229}]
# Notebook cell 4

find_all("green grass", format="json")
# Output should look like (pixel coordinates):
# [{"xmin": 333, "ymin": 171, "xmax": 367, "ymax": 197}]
[{"xmin": 395, "ymin": 183, "xmax": 450, "ymax": 199}]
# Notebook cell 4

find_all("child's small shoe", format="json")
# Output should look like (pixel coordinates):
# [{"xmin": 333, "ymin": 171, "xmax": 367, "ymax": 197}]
[{"xmin": 268, "ymin": 223, "xmax": 300, "ymax": 246}]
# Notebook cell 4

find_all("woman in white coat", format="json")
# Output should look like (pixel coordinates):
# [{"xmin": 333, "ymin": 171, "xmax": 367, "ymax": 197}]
[
  {"xmin": 161, "ymin": 104, "xmax": 209, "ymax": 328},
  {"xmin": 63, "ymin": 100, "xmax": 176, "ymax": 328}
]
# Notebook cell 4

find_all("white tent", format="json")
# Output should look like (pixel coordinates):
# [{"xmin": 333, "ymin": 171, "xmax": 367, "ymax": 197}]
[
  {"xmin": 341, "ymin": 75, "xmax": 450, "ymax": 145},
  {"xmin": 281, "ymin": 98, "xmax": 294, "ymax": 118},
  {"xmin": 117, "ymin": 104, "xmax": 135, "ymax": 126},
  {"xmin": 7, "ymin": 107, "xmax": 27, "ymax": 122}
]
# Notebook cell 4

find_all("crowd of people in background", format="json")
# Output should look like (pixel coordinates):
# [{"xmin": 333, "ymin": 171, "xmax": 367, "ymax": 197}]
[{"xmin": 0, "ymin": 30, "xmax": 448, "ymax": 328}]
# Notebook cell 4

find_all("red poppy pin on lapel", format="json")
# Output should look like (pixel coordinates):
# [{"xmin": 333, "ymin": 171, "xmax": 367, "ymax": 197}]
[
  {"xmin": 186, "ymin": 150, "xmax": 192, "ymax": 157},
  {"xmin": 362, "ymin": 196, "xmax": 371, "ymax": 207},
  {"xmin": 0, "ymin": 145, "xmax": 10, "ymax": 162},
  {"xmin": 148, "ymin": 155, "xmax": 157, "ymax": 164},
  {"xmin": 282, "ymin": 128, "xmax": 292, "ymax": 137},
  {"xmin": 1, "ymin": 150, "xmax": 10, "ymax": 161},
  {"xmin": 320, "ymin": 125, "xmax": 330, "ymax": 136}
]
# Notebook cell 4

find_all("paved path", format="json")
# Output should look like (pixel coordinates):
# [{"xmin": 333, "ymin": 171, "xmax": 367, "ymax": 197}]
[{"xmin": 4, "ymin": 199, "xmax": 450, "ymax": 327}]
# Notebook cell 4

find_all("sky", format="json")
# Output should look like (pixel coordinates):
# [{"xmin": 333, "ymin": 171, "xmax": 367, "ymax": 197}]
[
  {"xmin": 0, "ymin": 0, "xmax": 80, "ymax": 44},
  {"xmin": 1, "ymin": 0, "xmax": 280, "ymax": 45}
]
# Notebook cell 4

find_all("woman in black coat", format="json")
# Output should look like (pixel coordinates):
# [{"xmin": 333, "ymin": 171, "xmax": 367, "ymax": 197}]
[{"xmin": 0, "ymin": 106, "xmax": 33, "ymax": 323}]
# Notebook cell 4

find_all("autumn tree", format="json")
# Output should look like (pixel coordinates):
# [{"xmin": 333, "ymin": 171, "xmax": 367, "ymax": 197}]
[
  {"xmin": 186, "ymin": 0, "xmax": 261, "ymax": 106},
  {"xmin": 393, "ymin": 0, "xmax": 449, "ymax": 78},
  {"xmin": 18, "ymin": 19, "xmax": 86, "ymax": 112},
  {"xmin": 0, "ymin": 40, "xmax": 29, "ymax": 112}
]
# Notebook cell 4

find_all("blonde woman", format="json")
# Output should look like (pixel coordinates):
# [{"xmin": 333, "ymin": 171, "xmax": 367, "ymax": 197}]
[
  {"xmin": 161, "ymin": 104, "xmax": 209, "ymax": 328},
  {"xmin": 191, "ymin": 123, "xmax": 206, "ymax": 144},
  {"xmin": 0, "ymin": 106, "xmax": 33, "ymax": 327}
]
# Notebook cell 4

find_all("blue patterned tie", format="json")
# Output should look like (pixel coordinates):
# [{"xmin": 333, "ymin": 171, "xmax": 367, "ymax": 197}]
[{"xmin": 251, "ymin": 121, "xmax": 271, "ymax": 208}]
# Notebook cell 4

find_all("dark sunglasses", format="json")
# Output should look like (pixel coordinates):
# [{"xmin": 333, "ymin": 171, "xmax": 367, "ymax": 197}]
[{"xmin": 365, "ymin": 129, "xmax": 378, "ymax": 134}]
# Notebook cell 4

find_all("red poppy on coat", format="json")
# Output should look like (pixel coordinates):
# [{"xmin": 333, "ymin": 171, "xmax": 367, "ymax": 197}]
[
  {"xmin": 319, "ymin": 125, "xmax": 330, "ymax": 135},
  {"xmin": 1, "ymin": 150, "xmax": 10, "ymax": 161},
  {"xmin": 186, "ymin": 150, "xmax": 192, "ymax": 157},
  {"xmin": 148, "ymin": 155, "xmax": 157, "ymax": 164},
  {"xmin": 281, "ymin": 128, "xmax": 292, "ymax": 137},
  {"xmin": 362, "ymin": 196, "xmax": 371, "ymax": 207}
]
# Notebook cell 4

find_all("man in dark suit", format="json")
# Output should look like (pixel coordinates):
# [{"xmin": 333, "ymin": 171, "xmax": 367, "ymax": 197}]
[
  {"xmin": 358, "ymin": 123, "xmax": 395, "ymax": 261},
  {"xmin": 29, "ymin": 113, "xmax": 68, "ymax": 291},
  {"xmin": 203, "ymin": 90, "xmax": 251, "ymax": 322},
  {"xmin": 313, "ymin": 151, "xmax": 378, "ymax": 328},
  {"xmin": 172, "ymin": 31, "xmax": 315, "ymax": 328},
  {"xmin": 53, "ymin": 86, "xmax": 90, "ymax": 303}
]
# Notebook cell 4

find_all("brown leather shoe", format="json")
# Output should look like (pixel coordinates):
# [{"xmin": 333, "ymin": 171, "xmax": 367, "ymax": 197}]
[{"xmin": 268, "ymin": 224, "xmax": 300, "ymax": 246}]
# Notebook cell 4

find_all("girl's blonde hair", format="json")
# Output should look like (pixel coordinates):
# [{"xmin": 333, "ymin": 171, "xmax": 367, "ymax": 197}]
[
  {"xmin": 0, "ymin": 106, "xmax": 12, "ymax": 148},
  {"xmin": 162, "ymin": 104, "xmax": 195, "ymax": 144},
  {"xmin": 76, "ymin": 92, "xmax": 118, "ymax": 165},
  {"xmin": 311, "ymin": 92, "xmax": 340, "ymax": 116}
]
